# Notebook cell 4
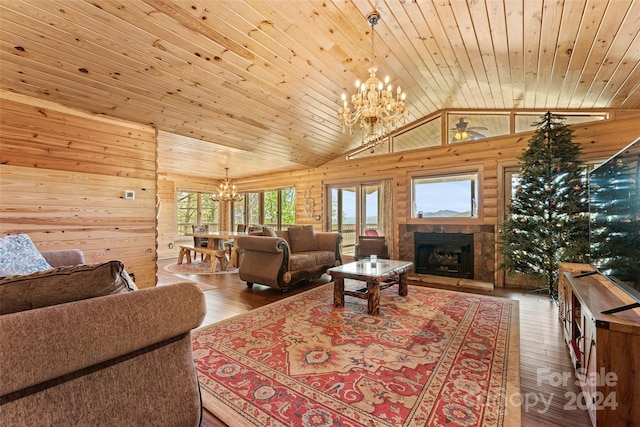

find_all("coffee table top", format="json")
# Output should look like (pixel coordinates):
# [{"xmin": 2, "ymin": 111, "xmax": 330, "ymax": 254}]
[{"xmin": 328, "ymin": 259, "xmax": 413, "ymax": 279}]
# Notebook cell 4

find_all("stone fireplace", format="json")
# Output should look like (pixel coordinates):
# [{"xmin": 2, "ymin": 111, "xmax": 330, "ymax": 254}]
[
  {"xmin": 399, "ymin": 224, "xmax": 495, "ymax": 283},
  {"xmin": 414, "ymin": 232, "xmax": 473, "ymax": 278}
]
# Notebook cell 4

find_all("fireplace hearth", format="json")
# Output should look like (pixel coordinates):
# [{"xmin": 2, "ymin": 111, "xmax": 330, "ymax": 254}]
[{"xmin": 414, "ymin": 232, "xmax": 474, "ymax": 279}]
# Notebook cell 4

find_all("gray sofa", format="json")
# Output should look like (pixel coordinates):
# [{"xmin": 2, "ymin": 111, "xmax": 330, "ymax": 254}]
[
  {"xmin": 236, "ymin": 225, "xmax": 342, "ymax": 293},
  {"xmin": 0, "ymin": 235, "xmax": 206, "ymax": 426}
]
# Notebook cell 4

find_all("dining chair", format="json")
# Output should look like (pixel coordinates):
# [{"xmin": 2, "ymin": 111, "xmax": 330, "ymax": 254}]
[
  {"xmin": 192, "ymin": 224, "xmax": 210, "ymax": 261},
  {"xmin": 224, "ymin": 224, "xmax": 247, "ymax": 257},
  {"xmin": 364, "ymin": 229, "xmax": 379, "ymax": 236}
]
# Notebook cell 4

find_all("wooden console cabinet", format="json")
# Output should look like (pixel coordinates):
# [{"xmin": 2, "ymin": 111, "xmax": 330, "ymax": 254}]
[{"xmin": 558, "ymin": 263, "xmax": 640, "ymax": 426}]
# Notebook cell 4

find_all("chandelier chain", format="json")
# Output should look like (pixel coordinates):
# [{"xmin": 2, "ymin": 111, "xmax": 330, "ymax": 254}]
[{"xmin": 338, "ymin": 10, "xmax": 408, "ymax": 152}]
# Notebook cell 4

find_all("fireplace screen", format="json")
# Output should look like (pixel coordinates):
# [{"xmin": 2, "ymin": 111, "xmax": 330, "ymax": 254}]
[{"xmin": 414, "ymin": 232, "xmax": 473, "ymax": 279}]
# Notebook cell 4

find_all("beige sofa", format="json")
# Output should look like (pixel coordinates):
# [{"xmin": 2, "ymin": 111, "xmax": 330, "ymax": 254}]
[
  {"xmin": 236, "ymin": 225, "xmax": 342, "ymax": 293},
  {"xmin": 0, "ymin": 241, "xmax": 206, "ymax": 426}
]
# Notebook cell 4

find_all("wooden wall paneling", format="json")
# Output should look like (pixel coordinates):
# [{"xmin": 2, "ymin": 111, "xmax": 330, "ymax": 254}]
[
  {"xmin": 156, "ymin": 178, "xmax": 176, "ymax": 261},
  {"xmin": 227, "ymin": 115, "xmax": 639, "ymax": 286},
  {"xmin": 0, "ymin": 93, "xmax": 157, "ymax": 288}
]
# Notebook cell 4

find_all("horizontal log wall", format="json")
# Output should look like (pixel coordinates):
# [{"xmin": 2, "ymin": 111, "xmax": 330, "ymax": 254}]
[
  {"xmin": 0, "ymin": 92, "xmax": 157, "ymax": 288},
  {"xmin": 231, "ymin": 112, "xmax": 640, "ymax": 287},
  {"xmin": 3, "ymin": 89, "xmax": 638, "ymax": 289}
]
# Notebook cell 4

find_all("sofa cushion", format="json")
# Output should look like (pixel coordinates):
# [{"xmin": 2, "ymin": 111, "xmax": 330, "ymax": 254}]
[
  {"xmin": 0, "ymin": 233, "xmax": 52, "ymax": 276},
  {"xmin": 310, "ymin": 251, "xmax": 337, "ymax": 267},
  {"xmin": 0, "ymin": 260, "xmax": 137, "ymax": 315},
  {"xmin": 288, "ymin": 253, "xmax": 317, "ymax": 272},
  {"xmin": 287, "ymin": 225, "xmax": 319, "ymax": 252},
  {"xmin": 288, "ymin": 251, "xmax": 336, "ymax": 273}
]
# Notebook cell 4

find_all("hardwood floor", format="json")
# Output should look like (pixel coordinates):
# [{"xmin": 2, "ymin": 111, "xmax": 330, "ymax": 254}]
[{"xmin": 157, "ymin": 258, "xmax": 592, "ymax": 427}]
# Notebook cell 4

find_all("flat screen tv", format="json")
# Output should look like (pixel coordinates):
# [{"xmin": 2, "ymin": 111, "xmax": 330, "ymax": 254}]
[{"xmin": 588, "ymin": 137, "xmax": 640, "ymax": 314}]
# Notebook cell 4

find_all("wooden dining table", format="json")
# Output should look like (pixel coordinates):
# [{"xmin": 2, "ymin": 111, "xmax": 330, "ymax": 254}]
[{"xmin": 184, "ymin": 231, "xmax": 248, "ymax": 268}]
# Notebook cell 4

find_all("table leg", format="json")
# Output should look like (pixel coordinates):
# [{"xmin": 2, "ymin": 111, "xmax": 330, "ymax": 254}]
[
  {"xmin": 207, "ymin": 238, "xmax": 224, "ymax": 249},
  {"xmin": 367, "ymin": 279, "xmax": 380, "ymax": 315},
  {"xmin": 399, "ymin": 271, "xmax": 408, "ymax": 296},
  {"xmin": 216, "ymin": 250, "xmax": 227, "ymax": 271},
  {"xmin": 178, "ymin": 247, "xmax": 191, "ymax": 264},
  {"xmin": 333, "ymin": 277, "xmax": 345, "ymax": 307}
]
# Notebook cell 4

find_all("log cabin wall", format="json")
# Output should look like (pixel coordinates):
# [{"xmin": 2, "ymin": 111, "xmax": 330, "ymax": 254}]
[
  {"xmin": 0, "ymin": 92, "xmax": 158, "ymax": 288},
  {"xmin": 230, "ymin": 112, "xmax": 640, "ymax": 288},
  {"xmin": 2, "ymin": 89, "xmax": 638, "ymax": 289}
]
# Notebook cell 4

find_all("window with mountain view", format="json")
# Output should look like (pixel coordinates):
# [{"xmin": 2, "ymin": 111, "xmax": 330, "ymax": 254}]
[{"xmin": 412, "ymin": 173, "xmax": 478, "ymax": 218}]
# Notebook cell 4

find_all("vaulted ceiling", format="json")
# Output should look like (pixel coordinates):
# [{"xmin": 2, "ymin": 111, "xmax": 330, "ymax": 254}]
[{"xmin": 1, "ymin": 0, "xmax": 639, "ymax": 179}]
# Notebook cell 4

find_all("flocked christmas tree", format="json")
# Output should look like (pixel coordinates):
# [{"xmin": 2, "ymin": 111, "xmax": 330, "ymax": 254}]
[{"xmin": 499, "ymin": 112, "xmax": 589, "ymax": 299}]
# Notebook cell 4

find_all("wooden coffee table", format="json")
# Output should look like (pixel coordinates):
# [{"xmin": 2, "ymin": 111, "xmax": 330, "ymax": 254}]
[{"xmin": 328, "ymin": 259, "xmax": 414, "ymax": 315}]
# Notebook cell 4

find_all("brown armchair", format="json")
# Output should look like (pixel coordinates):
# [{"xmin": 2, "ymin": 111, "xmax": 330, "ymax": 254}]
[{"xmin": 354, "ymin": 236, "xmax": 389, "ymax": 260}]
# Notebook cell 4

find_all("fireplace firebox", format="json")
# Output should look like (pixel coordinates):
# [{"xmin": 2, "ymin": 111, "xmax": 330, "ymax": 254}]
[{"xmin": 414, "ymin": 232, "xmax": 474, "ymax": 279}]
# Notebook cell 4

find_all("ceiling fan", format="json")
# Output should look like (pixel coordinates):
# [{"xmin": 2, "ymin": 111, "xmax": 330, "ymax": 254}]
[{"xmin": 451, "ymin": 117, "xmax": 488, "ymax": 141}]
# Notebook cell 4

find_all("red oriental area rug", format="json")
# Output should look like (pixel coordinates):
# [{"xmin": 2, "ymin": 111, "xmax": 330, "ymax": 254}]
[{"xmin": 192, "ymin": 283, "xmax": 521, "ymax": 427}]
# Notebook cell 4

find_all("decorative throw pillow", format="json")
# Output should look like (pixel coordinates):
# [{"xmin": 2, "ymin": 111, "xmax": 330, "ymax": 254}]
[
  {"xmin": 0, "ymin": 233, "xmax": 52, "ymax": 276},
  {"xmin": 0, "ymin": 260, "xmax": 137, "ymax": 315},
  {"xmin": 287, "ymin": 225, "xmax": 319, "ymax": 253}
]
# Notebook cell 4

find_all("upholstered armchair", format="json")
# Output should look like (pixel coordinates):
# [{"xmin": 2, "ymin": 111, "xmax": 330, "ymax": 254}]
[{"xmin": 354, "ymin": 236, "xmax": 389, "ymax": 260}]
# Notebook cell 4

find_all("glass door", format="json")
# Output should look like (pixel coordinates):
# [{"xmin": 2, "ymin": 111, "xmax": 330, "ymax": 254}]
[
  {"xmin": 327, "ymin": 181, "xmax": 390, "ymax": 256},
  {"xmin": 329, "ymin": 187, "xmax": 357, "ymax": 253},
  {"xmin": 361, "ymin": 184, "xmax": 382, "ymax": 236}
]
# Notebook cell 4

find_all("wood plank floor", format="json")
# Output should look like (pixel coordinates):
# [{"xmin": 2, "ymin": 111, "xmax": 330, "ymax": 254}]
[{"xmin": 157, "ymin": 258, "xmax": 592, "ymax": 427}]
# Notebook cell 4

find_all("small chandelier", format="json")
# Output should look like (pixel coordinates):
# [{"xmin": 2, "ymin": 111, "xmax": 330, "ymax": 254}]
[
  {"xmin": 211, "ymin": 168, "xmax": 243, "ymax": 202},
  {"xmin": 338, "ymin": 10, "xmax": 408, "ymax": 151}
]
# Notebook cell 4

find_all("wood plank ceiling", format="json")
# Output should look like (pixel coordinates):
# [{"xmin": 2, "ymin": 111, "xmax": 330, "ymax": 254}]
[{"xmin": 1, "ymin": 0, "xmax": 639, "ymax": 179}]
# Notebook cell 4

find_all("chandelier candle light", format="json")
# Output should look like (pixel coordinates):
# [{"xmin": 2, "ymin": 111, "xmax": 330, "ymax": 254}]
[
  {"xmin": 211, "ymin": 168, "xmax": 243, "ymax": 202},
  {"xmin": 338, "ymin": 10, "xmax": 408, "ymax": 151}
]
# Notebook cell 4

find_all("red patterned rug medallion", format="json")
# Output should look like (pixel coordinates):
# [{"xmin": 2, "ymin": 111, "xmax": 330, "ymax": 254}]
[{"xmin": 192, "ymin": 283, "xmax": 520, "ymax": 426}]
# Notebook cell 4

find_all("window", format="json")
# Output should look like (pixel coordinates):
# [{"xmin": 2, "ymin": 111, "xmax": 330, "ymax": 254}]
[
  {"xmin": 246, "ymin": 193, "xmax": 260, "ymax": 225},
  {"xmin": 514, "ymin": 112, "xmax": 607, "ymax": 133},
  {"xmin": 393, "ymin": 116, "xmax": 441, "ymax": 152},
  {"xmin": 231, "ymin": 187, "xmax": 296, "ymax": 230},
  {"xmin": 280, "ymin": 187, "xmax": 296, "ymax": 228},
  {"xmin": 448, "ymin": 114, "xmax": 509, "ymax": 143},
  {"xmin": 176, "ymin": 190, "xmax": 219, "ymax": 235},
  {"xmin": 412, "ymin": 173, "xmax": 478, "ymax": 218},
  {"xmin": 232, "ymin": 199, "xmax": 245, "ymax": 229},
  {"xmin": 264, "ymin": 190, "xmax": 278, "ymax": 227}
]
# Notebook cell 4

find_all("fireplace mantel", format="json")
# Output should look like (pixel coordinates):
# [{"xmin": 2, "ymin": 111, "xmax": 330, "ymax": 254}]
[{"xmin": 399, "ymin": 224, "xmax": 495, "ymax": 283}]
